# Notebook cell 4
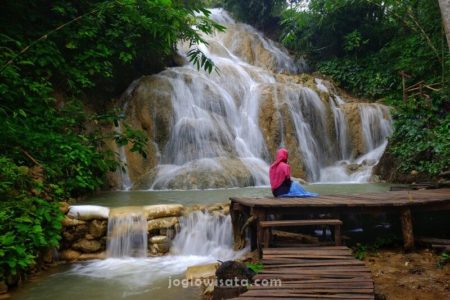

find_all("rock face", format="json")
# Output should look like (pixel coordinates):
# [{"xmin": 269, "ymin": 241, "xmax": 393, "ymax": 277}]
[
  {"xmin": 149, "ymin": 235, "xmax": 171, "ymax": 255},
  {"xmin": 72, "ymin": 239, "xmax": 101, "ymax": 253},
  {"xmin": 185, "ymin": 263, "xmax": 220, "ymax": 280},
  {"xmin": 123, "ymin": 76, "xmax": 173, "ymax": 183},
  {"xmin": 215, "ymin": 261, "xmax": 255, "ymax": 282},
  {"xmin": 144, "ymin": 204, "xmax": 184, "ymax": 219}
]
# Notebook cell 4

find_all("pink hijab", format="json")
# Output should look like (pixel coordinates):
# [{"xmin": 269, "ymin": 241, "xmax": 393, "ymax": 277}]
[{"xmin": 269, "ymin": 148, "xmax": 291, "ymax": 190}]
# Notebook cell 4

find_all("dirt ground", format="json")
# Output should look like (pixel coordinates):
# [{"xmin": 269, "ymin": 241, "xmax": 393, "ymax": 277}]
[{"xmin": 363, "ymin": 248, "xmax": 450, "ymax": 300}]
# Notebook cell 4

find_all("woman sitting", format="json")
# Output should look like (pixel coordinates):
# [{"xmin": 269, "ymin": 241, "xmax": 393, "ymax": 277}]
[{"xmin": 269, "ymin": 148, "xmax": 318, "ymax": 198}]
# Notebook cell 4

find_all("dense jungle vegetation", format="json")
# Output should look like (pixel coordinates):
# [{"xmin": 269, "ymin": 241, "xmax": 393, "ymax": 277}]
[
  {"xmin": 0, "ymin": 0, "xmax": 222, "ymax": 282},
  {"xmin": 222, "ymin": 0, "xmax": 450, "ymax": 177},
  {"xmin": 0, "ymin": 0, "xmax": 448, "ymax": 284}
]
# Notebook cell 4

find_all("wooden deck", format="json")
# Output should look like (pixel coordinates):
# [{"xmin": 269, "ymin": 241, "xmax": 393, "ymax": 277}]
[
  {"xmin": 230, "ymin": 188, "xmax": 450, "ymax": 251},
  {"xmin": 232, "ymin": 246, "xmax": 374, "ymax": 300},
  {"xmin": 229, "ymin": 189, "xmax": 450, "ymax": 299},
  {"xmin": 230, "ymin": 188, "xmax": 450, "ymax": 208}
]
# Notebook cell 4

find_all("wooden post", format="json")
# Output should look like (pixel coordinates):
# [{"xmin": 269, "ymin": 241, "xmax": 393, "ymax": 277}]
[
  {"xmin": 400, "ymin": 208, "xmax": 414, "ymax": 251},
  {"xmin": 334, "ymin": 224, "xmax": 342, "ymax": 246},
  {"xmin": 400, "ymin": 71, "xmax": 411, "ymax": 102},
  {"xmin": 230, "ymin": 202, "xmax": 247, "ymax": 250},
  {"xmin": 253, "ymin": 208, "xmax": 267, "ymax": 258},
  {"xmin": 263, "ymin": 228, "xmax": 270, "ymax": 248}
]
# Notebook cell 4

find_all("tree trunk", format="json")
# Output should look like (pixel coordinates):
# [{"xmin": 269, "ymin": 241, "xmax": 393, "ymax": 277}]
[{"xmin": 438, "ymin": 0, "xmax": 450, "ymax": 49}]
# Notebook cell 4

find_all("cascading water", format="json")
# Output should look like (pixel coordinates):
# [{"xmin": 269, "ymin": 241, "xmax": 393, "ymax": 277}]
[
  {"xmin": 171, "ymin": 211, "xmax": 247, "ymax": 260},
  {"xmin": 115, "ymin": 123, "xmax": 132, "ymax": 191},
  {"xmin": 106, "ymin": 211, "xmax": 148, "ymax": 258},
  {"xmin": 319, "ymin": 103, "xmax": 392, "ymax": 183},
  {"xmin": 63, "ymin": 206, "xmax": 245, "ymax": 298},
  {"xmin": 119, "ymin": 8, "xmax": 392, "ymax": 189},
  {"xmin": 330, "ymin": 96, "xmax": 351, "ymax": 160}
]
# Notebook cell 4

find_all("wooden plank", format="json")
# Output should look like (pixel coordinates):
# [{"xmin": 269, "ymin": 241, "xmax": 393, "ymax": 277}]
[
  {"xmin": 254, "ymin": 274, "xmax": 372, "ymax": 280},
  {"xmin": 238, "ymin": 291, "xmax": 375, "ymax": 299},
  {"xmin": 263, "ymin": 255, "xmax": 355, "ymax": 260},
  {"xmin": 266, "ymin": 246, "xmax": 350, "ymax": 250},
  {"xmin": 230, "ymin": 188, "xmax": 450, "ymax": 209},
  {"xmin": 233, "ymin": 298, "xmax": 373, "ymax": 300},
  {"xmin": 260, "ymin": 266, "xmax": 370, "ymax": 272},
  {"xmin": 251, "ymin": 283, "xmax": 374, "ymax": 290},
  {"xmin": 262, "ymin": 279, "xmax": 374, "ymax": 284},
  {"xmin": 258, "ymin": 270, "xmax": 371, "ymax": 276},
  {"xmin": 416, "ymin": 236, "xmax": 450, "ymax": 245},
  {"xmin": 244, "ymin": 288, "xmax": 374, "ymax": 294},
  {"xmin": 262, "ymin": 261, "xmax": 366, "ymax": 268},
  {"xmin": 263, "ymin": 249, "xmax": 352, "ymax": 255},
  {"xmin": 260, "ymin": 219, "xmax": 342, "ymax": 227}
]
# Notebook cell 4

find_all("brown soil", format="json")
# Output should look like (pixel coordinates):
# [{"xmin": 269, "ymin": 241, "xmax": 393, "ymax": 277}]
[{"xmin": 363, "ymin": 248, "xmax": 450, "ymax": 300}]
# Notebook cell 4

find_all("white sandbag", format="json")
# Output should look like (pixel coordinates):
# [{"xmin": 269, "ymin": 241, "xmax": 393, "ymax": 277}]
[{"xmin": 67, "ymin": 205, "xmax": 110, "ymax": 220}]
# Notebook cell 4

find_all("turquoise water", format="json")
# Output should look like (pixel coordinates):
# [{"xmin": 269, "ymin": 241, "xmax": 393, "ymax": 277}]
[{"xmin": 79, "ymin": 183, "xmax": 392, "ymax": 207}]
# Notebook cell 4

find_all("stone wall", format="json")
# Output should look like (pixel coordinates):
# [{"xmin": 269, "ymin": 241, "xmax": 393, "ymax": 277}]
[{"xmin": 59, "ymin": 203, "xmax": 230, "ymax": 262}]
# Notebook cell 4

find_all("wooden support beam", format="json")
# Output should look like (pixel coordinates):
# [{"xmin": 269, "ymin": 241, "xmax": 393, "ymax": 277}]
[{"xmin": 400, "ymin": 208, "xmax": 414, "ymax": 251}]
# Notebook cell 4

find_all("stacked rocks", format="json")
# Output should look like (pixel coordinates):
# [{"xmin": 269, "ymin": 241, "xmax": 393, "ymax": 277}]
[{"xmin": 59, "ymin": 203, "xmax": 230, "ymax": 261}]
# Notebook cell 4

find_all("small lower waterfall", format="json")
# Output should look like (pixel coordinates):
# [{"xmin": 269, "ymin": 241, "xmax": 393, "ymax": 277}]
[
  {"xmin": 107, "ymin": 211, "xmax": 148, "ymax": 257},
  {"xmin": 171, "ymin": 211, "xmax": 246, "ymax": 260},
  {"xmin": 105, "ymin": 207, "xmax": 243, "ymax": 260},
  {"xmin": 66, "ymin": 205, "xmax": 244, "ymax": 298}
]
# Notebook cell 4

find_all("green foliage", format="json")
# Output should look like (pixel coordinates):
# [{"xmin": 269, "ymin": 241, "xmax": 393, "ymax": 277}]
[
  {"xmin": 353, "ymin": 243, "xmax": 368, "ymax": 260},
  {"xmin": 246, "ymin": 262, "xmax": 264, "ymax": 273},
  {"xmin": 0, "ymin": 1, "xmax": 223, "ymax": 99},
  {"xmin": 437, "ymin": 251, "xmax": 449, "ymax": 269},
  {"xmin": 0, "ymin": 157, "xmax": 64, "ymax": 280},
  {"xmin": 388, "ymin": 91, "xmax": 450, "ymax": 176},
  {"xmin": 343, "ymin": 30, "xmax": 368, "ymax": 53},
  {"xmin": 279, "ymin": 0, "xmax": 449, "ymax": 177},
  {"xmin": 280, "ymin": 0, "xmax": 444, "ymax": 95},
  {"xmin": 353, "ymin": 234, "xmax": 400, "ymax": 260},
  {"xmin": 318, "ymin": 58, "xmax": 395, "ymax": 98},
  {"xmin": 222, "ymin": 0, "xmax": 286, "ymax": 29},
  {"xmin": 0, "ymin": 0, "xmax": 222, "ymax": 281}
]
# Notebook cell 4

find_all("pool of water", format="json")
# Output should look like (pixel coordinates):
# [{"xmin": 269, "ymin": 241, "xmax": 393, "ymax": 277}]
[
  {"xmin": 80, "ymin": 183, "xmax": 392, "ymax": 207},
  {"xmin": 14, "ymin": 184, "xmax": 393, "ymax": 299},
  {"xmin": 12, "ymin": 256, "xmax": 211, "ymax": 300}
]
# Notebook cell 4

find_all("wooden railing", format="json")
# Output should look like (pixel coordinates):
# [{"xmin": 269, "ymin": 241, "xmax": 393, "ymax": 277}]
[{"xmin": 400, "ymin": 71, "xmax": 442, "ymax": 102}]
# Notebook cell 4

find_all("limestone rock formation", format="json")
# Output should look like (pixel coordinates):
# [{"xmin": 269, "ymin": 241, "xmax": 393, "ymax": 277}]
[
  {"xmin": 144, "ymin": 204, "xmax": 184, "ymax": 219},
  {"xmin": 72, "ymin": 239, "xmax": 102, "ymax": 253},
  {"xmin": 147, "ymin": 217, "xmax": 179, "ymax": 233}
]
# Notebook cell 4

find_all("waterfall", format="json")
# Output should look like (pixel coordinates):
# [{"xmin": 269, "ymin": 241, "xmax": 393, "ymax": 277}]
[
  {"xmin": 107, "ymin": 210, "xmax": 148, "ymax": 258},
  {"xmin": 171, "ymin": 211, "xmax": 246, "ymax": 260},
  {"xmin": 331, "ymin": 96, "xmax": 351, "ymax": 160},
  {"xmin": 118, "ymin": 8, "xmax": 392, "ymax": 189},
  {"xmin": 319, "ymin": 103, "xmax": 392, "ymax": 183},
  {"xmin": 115, "ymin": 123, "xmax": 132, "ymax": 191},
  {"xmin": 359, "ymin": 104, "xmax": 392, "ymax": 153}
]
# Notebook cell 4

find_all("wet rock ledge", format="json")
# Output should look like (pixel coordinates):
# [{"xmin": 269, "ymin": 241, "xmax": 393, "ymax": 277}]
[{"xmin": 59, "ymin": 203, "xmax": 230, "ymax": 262}]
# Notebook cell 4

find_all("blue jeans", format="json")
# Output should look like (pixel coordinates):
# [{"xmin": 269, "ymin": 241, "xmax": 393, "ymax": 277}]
[{"xmin": 279, "ymin": 181, "xmax": 318, "ymax": 198}]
